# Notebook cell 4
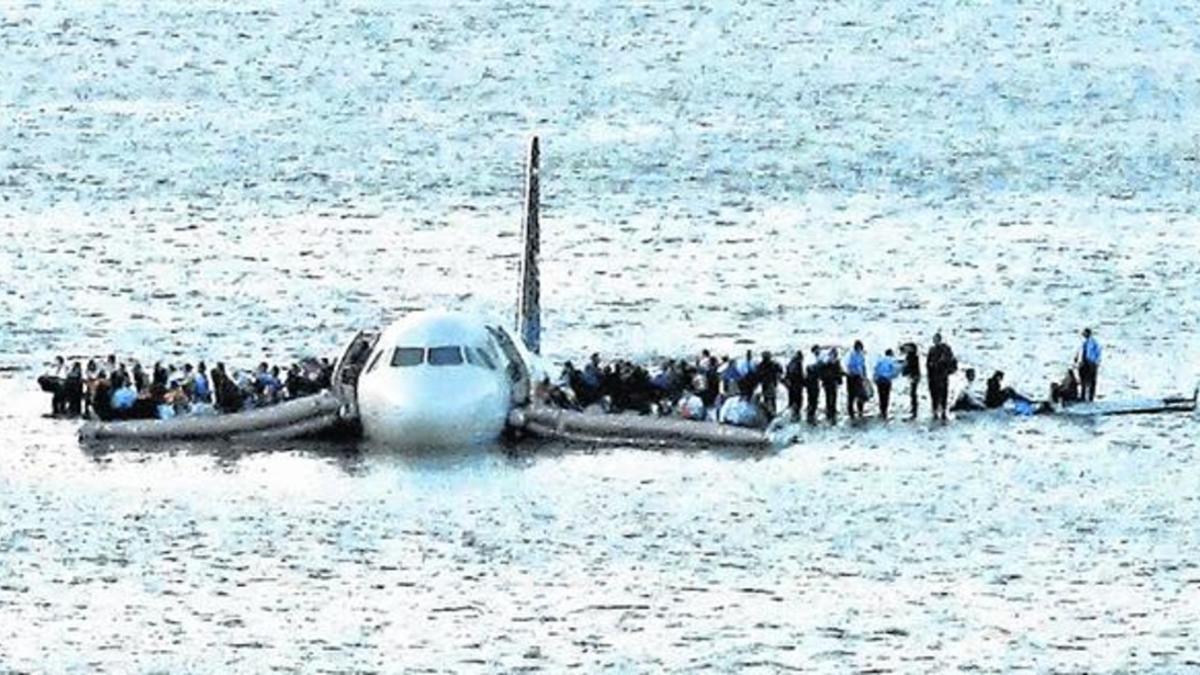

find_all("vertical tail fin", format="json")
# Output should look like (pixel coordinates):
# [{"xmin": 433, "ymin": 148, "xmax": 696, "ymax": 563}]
[{"xmin": 516, "ymin": 136, "xmax": 541, "ymax": 354}]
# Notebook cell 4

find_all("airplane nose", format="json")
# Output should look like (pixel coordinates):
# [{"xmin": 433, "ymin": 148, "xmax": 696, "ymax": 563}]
[{"xmin": 359, "ymin": 377, "xmax": 508, "ymax": 448}]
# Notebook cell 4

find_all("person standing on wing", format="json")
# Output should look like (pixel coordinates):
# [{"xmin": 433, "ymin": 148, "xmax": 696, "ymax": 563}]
[
  {"xmin": 755, "ymin": 351, "xmax": 783, "ymax": 419},
  {"xmin": 926, "ymin": 332, "xmax": 958, "ymax": 422},
  {"xmin": 873, "ymin": 348, "xmax": 901, "ymax": 420},
  {"xmin": 820, "ymin": 347, "xmax": 844, "ymax": 424},
  {"xmin": 784, "ymin": 350, "xmax": 806, "ymax": 420},
  {"xmin": 845, "ymin": 341, "xmax": 868, "ymax": 420},
  {"xmin": 1076, "ymin": 327, "xmax": 1101, "ymax": 402},
  {"xmin": 900, "ymin": 342, "xmax": 921, "ymax": 420},
  {"xmin": 804, "ymin": 345, "xmax": 822, "ymax": 425}
]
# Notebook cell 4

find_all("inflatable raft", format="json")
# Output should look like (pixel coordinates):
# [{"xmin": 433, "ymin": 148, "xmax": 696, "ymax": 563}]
[{"xmin": 78, "ymin": 390, "xmax": 347, "ymax": 443}]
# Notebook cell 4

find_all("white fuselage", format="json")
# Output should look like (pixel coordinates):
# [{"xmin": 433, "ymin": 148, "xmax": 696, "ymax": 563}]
[{"xmin": 355, "ymin": 311, "xmax": 533, "ymax": 448}]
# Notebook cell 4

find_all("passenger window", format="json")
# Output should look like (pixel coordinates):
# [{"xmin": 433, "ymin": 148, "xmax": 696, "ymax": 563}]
[
  {"xmin": 391, "ymin": 347, "xmax": 425, "ymax": 367},
  {"xmin": 427, "ymin": 346, "xmax": 464, "ymax": 366}
]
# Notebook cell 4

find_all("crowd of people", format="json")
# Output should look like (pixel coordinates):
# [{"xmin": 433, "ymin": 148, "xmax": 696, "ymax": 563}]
[
  {"xmin": 38, "ymin": 354, "xmax": 334, "ymax": 422},
  {"xmin": 39, "ymin": 328, "xmax": 1105, "ymax": 431},
  {"xmin": 550, "ymin": 328, "xmax": 1104, "ymax": 429}
]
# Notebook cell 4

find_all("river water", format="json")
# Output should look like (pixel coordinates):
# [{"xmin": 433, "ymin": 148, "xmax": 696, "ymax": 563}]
[{"xmin": 2, "ymin": 1, "xmax": 1199, "ymax": 672}]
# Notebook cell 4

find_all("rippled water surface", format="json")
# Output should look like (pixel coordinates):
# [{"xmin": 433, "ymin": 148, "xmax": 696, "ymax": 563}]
[{"xmin": 2, "ymin": 1, "xmax": 1199, "ymax": 671}]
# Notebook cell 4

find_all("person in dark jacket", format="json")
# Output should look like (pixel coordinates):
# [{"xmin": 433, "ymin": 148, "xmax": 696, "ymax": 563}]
[
  {"xmin": 700, "ymin": 356, "xmax": 720, "ymax": 409},
  {"xmin": 819, "ymin": 347, "xmax": 844, "ymax": 424},
  {"xmin": 755, "ymin": 351, "xmax": 783, "ymax": 418},
  {"xmin": 1050, "ymin": 368, "xmax": 1080, "ymax": 405},
  {"xmin": 984, "ymin": 371, "xmax": 1033, "ymax": 409},
  {"xmin": 784, "ymin": 350, "xmax": 805, "ymax": 418},
  {"xmin": 39, "ymin": 355, "xmax": 67, "ymax": 415},
  {"xmin": 63, "ymin": 362, "xmax": 84, "ymax": 417},
  {"xmin": 926, "ymin": 333, "xmax": 957, "ymax": 421},
  {"xmin": 91, "ymin": 372, "xmax": 114, "ymax": 421},
  {"xmin": 900, "ymin": 342, "xmax": 921, "ymax": 420},
  {"xmin": 804, "ymin": 345, "xmax": 822, "ymax": 424}
]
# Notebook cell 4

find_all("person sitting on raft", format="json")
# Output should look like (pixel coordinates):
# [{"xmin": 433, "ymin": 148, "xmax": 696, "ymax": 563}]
[
  {"xmin": 984, "ymin": 371, "xmax": 1036, "ymax": 409},
  {"xmin": 1050, "ymin": 368, "xmax": 1080, "ymax": 405},
  {"xmin": 256, "ymin": 363, "xmax": 285, "ymax": 405},
  {"xmin": 951, "ymin": 368, "xmax": 987, "ymax": 412},
  {"xmin": 677, "ymin": 374, "xmax": 709, "ymax": 422},
  {"xmin": 718, "ymin": 380, "xmax": 767, "ymax": 429},
  {"xmin": 650, "ymin": 359, "xmax": 685, "ymax": 413}
]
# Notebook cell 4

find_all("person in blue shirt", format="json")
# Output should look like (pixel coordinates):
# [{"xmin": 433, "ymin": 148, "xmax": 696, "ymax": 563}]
[
  {"xmin": 873, "ymin": 348, "xmax": 901, "ymax": 420},
  {"xmin": 845, "ymin": 341, "xmax": 868, "ymax": 419},
  {"xmin": 256, "ymin": 362, "xmax": 284, "ymax": 404},
  {"xmin": 110, "ymin": 373, "xmax": 138, "ymax": 413},
  {"xmin": 581, "ymin": 353, "xmax": 603, "ymax": 392},
  {"xmin": 1076, "ymin": 328, "xmax": 1101, "ymax": 402},
  {"xmin": 192, "ymin": 361, "xmax": 212, "ymax": 404}
]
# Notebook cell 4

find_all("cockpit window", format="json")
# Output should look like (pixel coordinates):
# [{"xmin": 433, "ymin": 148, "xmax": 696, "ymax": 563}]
[
  {"xmin": 391, "ymin": 347, "xmax": 425, "ymax": 367},
  {"xmin": 465, "ymin": 346, "xmax": 497, "ymax": 370},
  {"xmin": 365, "ymin": 349, "xmax": 384, "ymax": 374},
  {"xmin": 427, "ymin": 346, "xmax": 464, "ymax": 366}
]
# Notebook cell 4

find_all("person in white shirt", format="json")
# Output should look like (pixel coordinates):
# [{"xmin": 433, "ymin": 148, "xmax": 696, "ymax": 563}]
[{"xmin": 950, "ymin": 368, "xmax": 986, "ymax": 412}]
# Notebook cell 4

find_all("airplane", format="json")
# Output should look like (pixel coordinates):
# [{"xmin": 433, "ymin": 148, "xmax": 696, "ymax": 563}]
[
  {"xmin": 78, "ymin": 136, "xmax": 1200, "ymax": 449},
  {"xmin": 343, "ymin": 137, "xmax": 547, "ymax": 447}
]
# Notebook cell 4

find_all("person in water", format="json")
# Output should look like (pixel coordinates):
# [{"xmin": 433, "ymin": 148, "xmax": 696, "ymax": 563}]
[
  {"xmin": 873, "ymin": 348, "xmax": 900, "ymax": 420},
  {"xmin": 951, "ymin": 368, "xmax": 987, "ymax": 412},
  {"xmin": 900, "ymin": 342, "xmax": 920, "ymax": 420},
  {"xmin": 755, "ymin": 351, "xmax": 782, "ymax": 418},
  {"xmin": 926, "ymin": 333, "xmax": 957, "ymax": 421},
  {"xmin": 804, "ymin": 345, "xmax": 822, "ymax": 425},
  {"xmin": 1076, "ymin": 328, "xmax": 1101, "ymax": 402},
  {"xmin": 845, "ymin": 341, "xmax": 868, "ymax": 420},
  {"xmin": 1050, "ymin": 368, "xmax": 1080, "ymax": 405}
]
